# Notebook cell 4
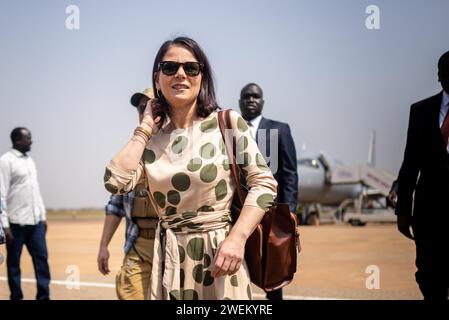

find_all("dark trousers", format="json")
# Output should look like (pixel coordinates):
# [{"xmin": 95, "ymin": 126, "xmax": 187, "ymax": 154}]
[
  {"xmin": 413, "ymin": 218, "xmax": 449, "ymax": 300},
  {"xmin": 6, "ymin": 222, "xmax": 51, "ymax": 300},
  {"xmin": 266, "ymin": 288, "xmax": 283, "ymax": 300}
]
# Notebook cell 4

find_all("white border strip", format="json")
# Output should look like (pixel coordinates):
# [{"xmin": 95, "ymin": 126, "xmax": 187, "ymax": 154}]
[
  {"xmin": 0, "ymin": 276, "xmax": 343, "ymax": 299},
  {"xmin": 0, "ymin": 276, "xmax": 114, "ymax": 288}
]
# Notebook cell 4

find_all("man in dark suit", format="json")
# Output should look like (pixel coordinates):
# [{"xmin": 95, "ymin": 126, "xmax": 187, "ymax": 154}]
[
  {"xmin": 396, "ymin": 50, "xmax": 449, "ymax": 300},
  {"xmin": 239, "ymin": 83, "xmax": 299, "ymax": 300}
]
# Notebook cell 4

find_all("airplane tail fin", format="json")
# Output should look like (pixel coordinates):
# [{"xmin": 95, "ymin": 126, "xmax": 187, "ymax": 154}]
[{"xmin": 367, "ymin": 130, "xmax": 375, "ymax": 166}]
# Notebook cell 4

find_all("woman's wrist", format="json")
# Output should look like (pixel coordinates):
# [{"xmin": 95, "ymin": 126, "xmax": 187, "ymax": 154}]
[
  {"xmin": 131, "ymin": 135, "xmax": 147, "ymax": 147},
  {"xmin": 228, "ymin": 227, "xmax": 249, "ymax": 242},
  {"xmin": 139, "ymin": 121, "xmax": 155, "ymax": 134},
  {"xmin": 133, "ymin": 125, "xmax": 152, "ymax": 144}
]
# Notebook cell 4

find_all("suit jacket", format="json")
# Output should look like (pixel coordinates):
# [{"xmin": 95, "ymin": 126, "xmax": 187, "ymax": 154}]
[
  {"xmin": 255, "ymin": 117, "xmax": 299, "ymax": 213},
  {"xmin": 396, "ymin": 92, "xmax": 449, "ymax": 218}
]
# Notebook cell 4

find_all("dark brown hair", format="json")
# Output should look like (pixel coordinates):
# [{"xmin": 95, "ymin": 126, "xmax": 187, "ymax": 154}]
[{"xmin": 151, "ymin": 37, "xmax": 220, "ymax": 123}]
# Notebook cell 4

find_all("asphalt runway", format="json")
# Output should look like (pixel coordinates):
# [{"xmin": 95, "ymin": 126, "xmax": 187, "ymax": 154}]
[{"xmin": 0, "ymin": 217, "xmax": 422, "ymax": 300}]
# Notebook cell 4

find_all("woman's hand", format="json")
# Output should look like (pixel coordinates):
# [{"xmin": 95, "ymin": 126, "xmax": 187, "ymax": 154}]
[
  {"xmin": 140, "ymin": 99, "xmax": 162, "ymax": 135},
  {"xmin": 211, "ymin": 234, "xmax": 245, "ymax": 277}
]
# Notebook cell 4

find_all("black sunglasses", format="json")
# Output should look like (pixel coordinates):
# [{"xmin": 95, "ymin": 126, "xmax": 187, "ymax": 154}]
[{"xmin": 159, "ymin": 61, "xmax": 203, "ymax": 77}]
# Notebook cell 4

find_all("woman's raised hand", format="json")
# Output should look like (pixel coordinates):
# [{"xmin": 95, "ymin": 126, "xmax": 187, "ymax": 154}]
[{"xmin": 140, "ymin": 98, "xmax": 162, "ymax": 136}]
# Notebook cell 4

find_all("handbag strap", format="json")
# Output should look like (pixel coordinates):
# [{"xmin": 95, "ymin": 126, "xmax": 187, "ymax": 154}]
[
  {"xmin": 217, "ymin": 110, "xmax": 245, "ymax": 208},
  {"xmin": 218, "ymin": 111, "xmax": 301, "ymax": 254}
]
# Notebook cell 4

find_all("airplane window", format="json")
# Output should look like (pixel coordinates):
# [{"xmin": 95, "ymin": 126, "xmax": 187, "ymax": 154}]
[{"xmin": 297, "ymin": 159, "xmax": 320, "ymax": 169}]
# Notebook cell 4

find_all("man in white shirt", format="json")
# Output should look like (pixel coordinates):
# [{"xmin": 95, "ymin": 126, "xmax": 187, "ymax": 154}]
[
  {"xmin": 0, "ymin": 197, "xmax": 5, "ymax": 244},
  {"xmin": 0, "ymin": 127, "xmax": 50, "ymax": 300}
]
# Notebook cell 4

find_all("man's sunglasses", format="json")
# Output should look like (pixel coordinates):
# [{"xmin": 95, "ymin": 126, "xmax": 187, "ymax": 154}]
[{"xmin": 159, "ymin": 61, "xmax": 203, "ymax": 77}]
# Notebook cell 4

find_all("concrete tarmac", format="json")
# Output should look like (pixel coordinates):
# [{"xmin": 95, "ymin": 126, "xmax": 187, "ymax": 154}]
[{"xmin": 0, "ymin": 218, "xmax": 422, "ymax": 300}]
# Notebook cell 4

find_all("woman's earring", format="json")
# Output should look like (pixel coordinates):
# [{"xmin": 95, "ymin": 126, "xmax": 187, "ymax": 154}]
[{"xmin": 157, "ymin": 89, "xmax": 162, "ymax": 98}]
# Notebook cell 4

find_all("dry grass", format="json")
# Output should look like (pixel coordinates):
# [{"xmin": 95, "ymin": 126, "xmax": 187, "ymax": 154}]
[{"xmin": 46, "ymin": 209, "xmax": 104, "ymax": 220}]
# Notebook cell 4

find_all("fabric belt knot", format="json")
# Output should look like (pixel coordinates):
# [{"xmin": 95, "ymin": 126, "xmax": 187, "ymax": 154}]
[{"xmin": 148, "ymin": 209, "xmax": 231, "ymax": 300}]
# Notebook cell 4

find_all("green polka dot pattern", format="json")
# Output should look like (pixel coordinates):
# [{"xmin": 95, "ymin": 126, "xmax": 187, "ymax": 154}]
[
  {"xmin": 180, "ymin": 269, "xmax": 185, "ymax": 288},
  {"xmin": 200, "ymin": 164, "xmax": 217, "ymax": 183},
  {"xmin": 169, "ymin": 290, "xmax": 181, "ymax": 300},
  {"xmin": 203, "ymin": 253, "xmax": 211, "ymax": 268},
  {"xmin": 219, "ymin": 139, "xmax": 226, "ymax": 155},
  {"xmin": 193, "ymin": 264, "xmax": 204, "ymax": 283},
  {"xmin": 171, "ymin": 173, "xmax": 191, "ymax": 191},
  {"xmin": 237, "ymin": 136, "xmax": 248, "ymax": 153},
  {"xmin": 215, "ymin": 179, "xmax": 228, "ymax": 201},
  {"xmin": 153, "ymin": 192, "xmax": 166, "ymax": 208},
  {"xmin": 172, "ymin": 136, "xmax": 188, "ymax": 154},
  {"xmin": 103, "ymin": 168, "xmax": 112, "ymax": 183},
  {"xmin": 197, "ymin": 205, "xmax": 214, "ymax": 212},
  {"xmin": 200, "ymin": 143, "xmax": 216, "ymax": 159},
  {"xmin": 203, "ymin": 271, "xmax": 214, "ymax": 286},
  {"xmin": 256, "ymin": 193, "xmax": 274, "ymax": 211},
  {"xmin": 187, "ymin": 158, "xmax": 202, "ymax": 172},
  {"xmin": 182, "ymin": 211, "xmax": 198, "ymax": 220},
  {"xmin": 167, "ymin": 190, "xmax": 181, "ymax": 205},
  {"xmin": 168, "ymin": 218, "xmax": 183, "ymax": 225},
  {"xmin": 166, "ymin": 206, "xmax": 177, "ymax": 216},
  {"xmin": 117, "ymin": 111, "xmax": 276, "ymax": 300},
  {"xmin": 184, "ymin": 222, "xmax": 202, "ymax": 230},
  {"xmin": 222, "ymin": 158, "xmax": 230, "ymax": 171},
  {"xmin": 186, "ymin": 238, "xmax": 205, "ymax": 261},
  {"xmin": 230, "ymin": 275, "xmax": 239, "ymax": 287},
  {"xmin": 200, "ymin": 117, "xmax": 217, "ymax": 132},
  {"xmin": 143, "ymin": 149, "xmax": 156, "ymax": 164},
  {"xmin": 237, "ymin": 117, "xmax": 249, "ymax": 132},
  {"xmin": 183, "ymin": 289, "xmax": 199, "ymax": 300},
  {"xmin": 241, "ymin": 152, "xmax": 251, "ymax": 167},
  {"xmin": 178, "ymin": 245, "xmax": 186, "ymax": 263},
  {"xmin": 256, "ymin": 153, "xmax": 269, "ymax": 171},
  {"xmin": 105, "ymin": 183, "xmax": 118, "ymax": 194}
]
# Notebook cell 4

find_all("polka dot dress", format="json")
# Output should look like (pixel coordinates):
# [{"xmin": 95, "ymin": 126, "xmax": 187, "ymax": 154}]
[{"xmin": 105, "ymin": 110, "xmax": 278, "ymax": 300}]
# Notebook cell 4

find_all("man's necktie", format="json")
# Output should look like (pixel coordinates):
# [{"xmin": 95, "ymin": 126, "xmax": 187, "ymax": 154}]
[
  {"xmin": 442, "ymin": 107, "xmax": 449, "ymax": 150},
  {"xmin": 247, "ymin": 121, "xmax": 255, "ymax": 139}
]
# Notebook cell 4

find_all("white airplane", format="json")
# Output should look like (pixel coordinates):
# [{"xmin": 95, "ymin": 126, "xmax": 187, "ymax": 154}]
[
  {"xmin": 298, "ymin": 150, "xmax": 362, "ymax": 205},
  {"xmin": 297, "ymin": 132, "xmax": 396, "ymax": 225}
]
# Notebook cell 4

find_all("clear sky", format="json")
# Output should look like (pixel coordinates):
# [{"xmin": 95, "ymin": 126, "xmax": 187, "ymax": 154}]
[{"xmin": 1, "ymin": 0, "xmax": 448, "ymax": 209}]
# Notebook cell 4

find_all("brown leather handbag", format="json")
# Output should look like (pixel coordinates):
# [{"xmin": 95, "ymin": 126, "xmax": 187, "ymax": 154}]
[{"xmin": 218, "ymin": 110, "xmax": 301, "ymax": 291}]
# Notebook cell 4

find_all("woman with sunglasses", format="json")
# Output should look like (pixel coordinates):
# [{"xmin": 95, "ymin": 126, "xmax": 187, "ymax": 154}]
[{"xmin": 104, "ymin": 37, "xmax": 277, "ymax": 300}]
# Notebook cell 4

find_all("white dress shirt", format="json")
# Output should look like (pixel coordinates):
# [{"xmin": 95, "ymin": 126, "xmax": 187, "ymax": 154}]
[
  {"xmin": 248, "ymin": 114, "xmax": 263, "ymax": 139},
  {"xmin": 440, "ymin": 91, "xmax": 449, "ymax": 153},
  {"xmin": 0, "ymin": 149, "xmax": 46, "ymax": 228}
]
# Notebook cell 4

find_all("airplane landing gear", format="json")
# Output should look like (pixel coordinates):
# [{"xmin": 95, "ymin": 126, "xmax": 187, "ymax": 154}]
[{"xmin": 306, "ymin": 211, "xmax": 320, "ymax": 226}]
